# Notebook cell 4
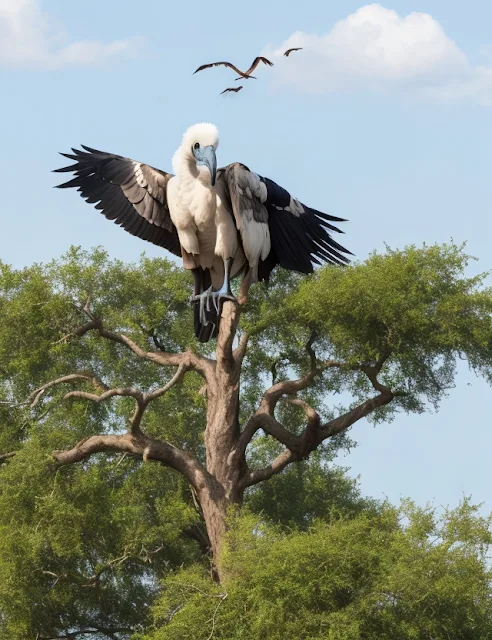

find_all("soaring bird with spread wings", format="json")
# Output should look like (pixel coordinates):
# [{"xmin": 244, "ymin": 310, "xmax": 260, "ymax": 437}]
[
  {"xmin": 55, "ymin": 123, "xmax": 352, "ymax": 341},
  {"xmin": 194, "ymin": 56, "xmax": 273, "ymax": 80},
  {"xmin": 284, "ymin": 47, "xmax": 303, "ymax": 56},
  {"xmin": 220, "ymin": 86, "xmax": 243, "ymax": 95}
]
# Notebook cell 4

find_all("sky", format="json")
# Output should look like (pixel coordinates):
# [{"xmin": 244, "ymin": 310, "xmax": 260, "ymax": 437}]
[{"xmin": 0, "ymin": 0, "xmax": 491, "ymax": 514}]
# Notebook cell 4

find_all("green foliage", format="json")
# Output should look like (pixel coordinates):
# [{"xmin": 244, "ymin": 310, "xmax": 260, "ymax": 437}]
[
  {"xmin": 246, "ymin": 452, "xmax": 380, "ymax": 529},
  {"xmin": 144, "ymin": 501, "xmax": 492, "ymax": 640},
  {"xmin": 0, "ymin": 242, "xmax": 491, "ymax": 638},
  {"xmin": 244, "ymin": 242, "xmax": 492, "ymax": 419},
  {"xmin": 0, "ymin": 439, "xmax": 201, "ymax": 639}
]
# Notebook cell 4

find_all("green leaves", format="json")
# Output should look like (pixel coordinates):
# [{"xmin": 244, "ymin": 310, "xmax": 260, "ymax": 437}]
[
  {"xmin": 145, "ymin": 502, "xmax": 492, "ymax": 640},
  {"xmin": 0, "ymin": 241, "xmax": 491, "ymax": 638}
]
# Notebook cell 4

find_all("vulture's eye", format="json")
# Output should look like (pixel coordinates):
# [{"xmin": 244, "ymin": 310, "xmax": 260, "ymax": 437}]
[{"xmin": 194, "ymin": 142, "xmax": 200, "ymax": 150}]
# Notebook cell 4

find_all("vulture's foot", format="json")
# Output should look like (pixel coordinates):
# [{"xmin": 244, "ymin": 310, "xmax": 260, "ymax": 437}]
[{"xmin": 190, "ymin": 288, "xmax": 237, "ymax": 327}]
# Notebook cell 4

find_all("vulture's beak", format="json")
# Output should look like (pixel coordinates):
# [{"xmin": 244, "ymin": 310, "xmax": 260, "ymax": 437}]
[{"xmin": 194, "ymin": 145, "xmax": 217, "ymax": 186}]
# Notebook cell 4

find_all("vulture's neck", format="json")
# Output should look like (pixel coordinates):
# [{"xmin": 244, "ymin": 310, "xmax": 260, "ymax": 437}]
[{"xmin": 173, "ymin": 147, "xmax": 212, "ymax": 187}]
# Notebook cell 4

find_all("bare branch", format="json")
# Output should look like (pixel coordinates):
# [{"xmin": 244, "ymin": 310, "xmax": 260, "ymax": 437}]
[
  {"xmin": 63, "ymin": 364, "xmax": 188, "ymax": 434},
  {"xmin": 259, "ymin": 349, "xmax": 345, "ymax": 416},
  {"xmin": 145, "ymin": 363, "xmax": 188, "ymax": 402},
  {"xmin": 239, "ymin": 413, "xmax": 300, "ymax": 452},
  {"xmin": 237, "ymin": 358, "xmax": 343, "ymax": 455},
  {"xmin": 241, "ymin": 449, "xmax": 294, "ymax": 489},
  {"xmin": 65, "ymin": 304, "xmax": 216, "ymax": 383},
  {"xmin": 241, "ymin": 388, "xmax": 394, "ymax": 490},
  {"xmin": 56, "ymin": 318, "xmax": 100, "ymax": 345},
  {"xmin": 359, "ymin": 351, "xmax": 392, "ymax": 394},
  {"xmin": 62, "ymin": 386, "xmax": 147, "ymax": 436},
  {"xmin": 63, "ymin": 387, "xmax": 144, "ymax": 405},
  {"xmin": 320, "ymin": 391, "xmax": 393, "ymax": 440},
  {"xmin": 97, "ymin": 324, "xmax": 214, "ymax": 379},
  {"xmin": 233, "ymin": 330, "xmax": 249, "ymax": 368},
  {"xmin": 0, "ymin": 452, "xmax": 16, "ymax": 465},
  {"xmin": 63, "ymin": 388, "xmax": 148, "ymax": 435},
  {"xmin": 130, "ymin": 401, "xmax": 146, "ymax": 435},
  {"xmin": 28, "ymin": 372, "xmax": 109, "ymax": 408},
  {"xmin": 52, "ymin": 432, "xmax": 212, "ymax": 493},
  {"xmin": 283, "ymin": 396, "xmax": 321, "ymax": 453},
  {"xmin": 206, "ymin": 592, "xmax": 228, "ymax": 640}
]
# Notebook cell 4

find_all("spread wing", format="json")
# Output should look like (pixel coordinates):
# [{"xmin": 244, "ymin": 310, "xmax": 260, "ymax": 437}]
[
  {"xmin": 221, "ymin": 86, "xmax": 243, "ymax": 94},
  {"xmin": 245, "ymin": 56, "xmax": 274, "ymax": 74},
  {"xmin": 193, "ymin": 61, "xmax": 243, "ymax": 75},
  {"xmin": 54, "ymin": 146, "xmax": 181, "ymax": 256},
  {"xmin": 284, "ymin": 48, "xmax": 303, "ymax": 56},
  {"xmin": 216, "ymin": 162, "xmax": 352, "ymax": 281}
]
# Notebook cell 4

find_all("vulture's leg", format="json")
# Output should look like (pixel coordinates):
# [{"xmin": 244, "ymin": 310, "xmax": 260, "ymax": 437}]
[
  {"xmin": 190, "ymin": 258, "xmax": 237, "ymax": 321},
  {"xmin": 216, "ymin": 257, "xmax": 234, "ymax": 297},
  {"xmin": 207, "ymin": 257, "xmax": 237, "ymax": 314}
]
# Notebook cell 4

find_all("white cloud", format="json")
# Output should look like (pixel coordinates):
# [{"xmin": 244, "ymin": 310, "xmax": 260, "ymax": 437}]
[
  {"xmin": 0, "ymin": 0, "xmax": 139, "ymax": 69},
  {"xmin": 264, "ymin": 4, "xmax": 492, "ymax": 104}
]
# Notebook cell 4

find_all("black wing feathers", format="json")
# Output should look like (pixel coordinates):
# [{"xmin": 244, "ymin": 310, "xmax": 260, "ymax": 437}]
[
  {"xmin": 257, "ymin": 174, "xmax": 352, "ymax": 280},
  {"xmin": 54, "ymin": 147, "xmax": 181, "ymax": 257}
]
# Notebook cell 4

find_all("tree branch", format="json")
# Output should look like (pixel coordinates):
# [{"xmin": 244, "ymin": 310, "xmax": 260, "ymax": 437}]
[
  {"xmin": 237, "ymin": 361, "xmax": 342, "ymax": 455},
  {"xmin": 238, "ymin": 413, "xmax": 300, "ymax": 452},
  {"xmin": 28, "ymin": 372, "xmax": 109, "ymax": 408},
  {"xmin": 359, "ymin": 351, "xmax": 392, "ymax": 394},
  {"xmin": 283, "ymin": 397, "xmax": 321, "ymax": 453},
  {"xmin": 66, "ymin": 302, "xmax": 216, "ymax": 383},
  {"xmin": 0, "ymin": 452, "xmax": 16, "ymax": 465},
  {"xmin": 63, "ymin": 387, "xmax": 144, "ymax": 405},
  {"xmin": 51, "ymin": 432, "xmax": 212, "ymax": 494},
  {"xmin": 233, "ymin": 330, "xmax": 249, "ymax": 368},
  {"xmin": 241, "ymin": 449, "xmax": 294, "ymax": 488},
  {"xmin": 320, "ymin": 391, "xmax": 393, "ymax": 440},
  {"xmin": 240, "ymin": 389, "xmax": 394, "ymax": 490},
  {"xmin": 145, "ymin": 363, "xmax": 188, "ymax": 402},
  {"xmin": 63, "ymin": 386, "xmax": 147, "ymax": 435},
  {"xmin": 62, "ymin": 364, "xmax": 188, "ymax": 435},
  {"xmin": 97, "ymin": 324, "xmax": 213, "ymax": 381}
]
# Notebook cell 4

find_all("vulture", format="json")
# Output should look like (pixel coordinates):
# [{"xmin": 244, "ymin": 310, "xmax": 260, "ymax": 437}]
[{"xmin": 55, "ymin": 123, "xmax": 352, "ymax": 342}]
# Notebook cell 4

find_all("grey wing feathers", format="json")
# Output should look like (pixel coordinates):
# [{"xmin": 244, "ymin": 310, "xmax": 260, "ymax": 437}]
[
  {"xmin": 218, "ymin": 162, "xmax": 352, "ymax": 281},
  {"xmin": 216, "ymin": 163, "xmax": 271, "ymax": 275},
  {"xmin": 54, "ymin": 146, "xmax": 181, "ymax": 256}
]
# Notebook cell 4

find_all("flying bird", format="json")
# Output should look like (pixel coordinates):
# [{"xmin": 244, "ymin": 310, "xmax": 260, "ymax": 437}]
[
  {"xmin": 54, "ymin": 123, "xmax": 352, "ymax": 342},
  {"xmin": 220, "ymin": 86, "xmax": 243, "ymax": 95},
  {"xmin": 283, "ymin": 47, "xmax": 303, "ymax": 57},
  {"xmin": 194, "ymin": 56, "xmax": 273, "ymax": 80}
]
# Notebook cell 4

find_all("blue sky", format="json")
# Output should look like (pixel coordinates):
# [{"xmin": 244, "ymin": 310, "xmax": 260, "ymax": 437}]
[{"xmin": 1, "ymin": 0, "xmax": 491, "ymax": 513}]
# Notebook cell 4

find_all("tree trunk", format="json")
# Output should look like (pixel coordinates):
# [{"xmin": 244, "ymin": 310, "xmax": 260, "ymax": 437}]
[
  {"xmin": 197, "ymin": 303, "xmax": 247, "ymax": 579},
  {"xmin": 41, "ymin": 291, "xmax": 396, "ymax": 585}
]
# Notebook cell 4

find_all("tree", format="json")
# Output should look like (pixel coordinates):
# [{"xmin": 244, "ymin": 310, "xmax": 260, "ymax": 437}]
[
  {"xmin": 141, "ymin": 500, "xmax": 492, "ymax": 640},
  {"xmin": 0, "ymin": 242, "xmax": 491, "ymax": 637}
]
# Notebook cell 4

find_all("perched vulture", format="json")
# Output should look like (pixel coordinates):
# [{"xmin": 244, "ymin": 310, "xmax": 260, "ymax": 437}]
[{"xmin": 55, "ymin": 123, "xmax": 352, "ymax": 342}]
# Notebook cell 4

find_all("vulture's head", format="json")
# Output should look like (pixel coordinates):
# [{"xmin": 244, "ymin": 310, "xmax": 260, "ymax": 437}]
[{"xmin": 174, "ymin": 122, "xmax": 219, "ymax": 186}]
